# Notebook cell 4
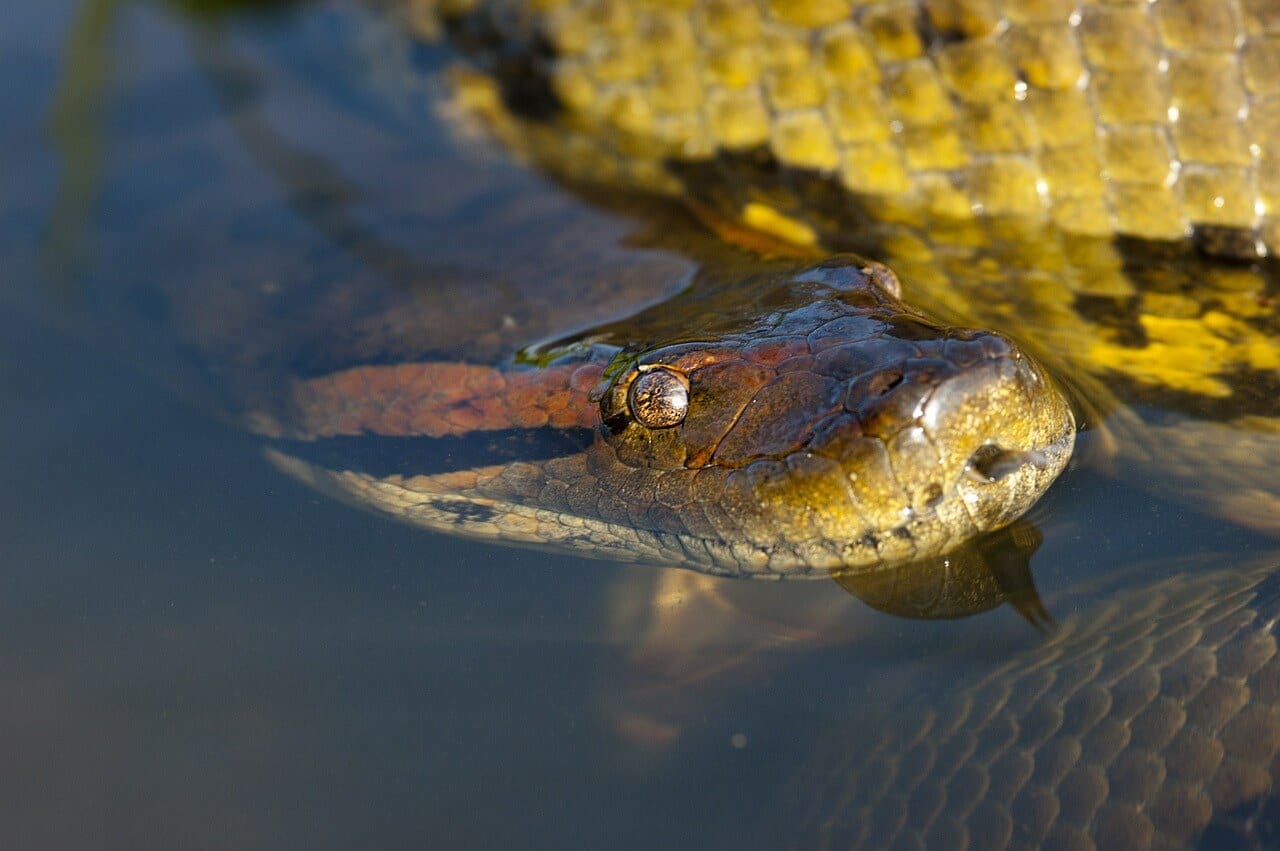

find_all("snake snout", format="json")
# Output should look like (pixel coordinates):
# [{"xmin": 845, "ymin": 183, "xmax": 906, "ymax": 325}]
[{"xmin": 911, "ymin": 331, "xmax": 1076, "ymax": 533}]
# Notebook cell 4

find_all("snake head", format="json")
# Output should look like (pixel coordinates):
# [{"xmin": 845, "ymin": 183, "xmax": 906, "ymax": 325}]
[{"xmin": 595, "ymin": 256, "xmax": 1076, "ymax": 574}]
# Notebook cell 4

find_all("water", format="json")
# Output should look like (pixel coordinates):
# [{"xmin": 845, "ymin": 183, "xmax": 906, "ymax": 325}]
[{"xmin": 3, "ymin": 2, "xmax": 1276, "ymax": 848}]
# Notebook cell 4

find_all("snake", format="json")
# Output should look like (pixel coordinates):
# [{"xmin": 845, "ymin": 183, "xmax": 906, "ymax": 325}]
[
  {"xmin": 249, "ymin": 0, "xmax": 1280, "ymax": 577},
  {"xmin": 187, "ymin": 0, "xmax": 1280, "ymax": 846}
]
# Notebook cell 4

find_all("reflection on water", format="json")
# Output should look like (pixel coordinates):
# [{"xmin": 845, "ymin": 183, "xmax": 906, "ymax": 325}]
[{"xmin": 4, "ymin": 0, "xmax": 1279, "ymax": 847}]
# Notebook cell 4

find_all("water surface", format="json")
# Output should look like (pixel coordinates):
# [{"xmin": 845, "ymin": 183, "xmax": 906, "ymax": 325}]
[{"xmin": 2, "ymin": 2, "xmax": 1275, "ymax": 848}]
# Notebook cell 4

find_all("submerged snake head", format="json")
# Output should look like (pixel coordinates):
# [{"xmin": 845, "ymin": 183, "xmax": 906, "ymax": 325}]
[
  {"xmin": 262, "ymin": 255, "xmax": 1073, "ymax": 578},
  {"xmin": 596, "ymin": 256, "xmax": 1076, "ymax": 575}
]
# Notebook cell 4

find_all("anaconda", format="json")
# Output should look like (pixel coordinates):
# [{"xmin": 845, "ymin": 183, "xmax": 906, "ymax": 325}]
[
  {"xmin": 35, "ymin": 0, "xmax": 1280, "ymax": 848},
  {"xmin": 357, "ymin": 0, "xmax": 1280, "ymax": 544},
  {"xmin": 234, "ymin": 0, "xmax": 1280, "ymax": 576},
  {"xmin": 196, "ymin": 3, "xmax": 1280, "ymax": 847}
]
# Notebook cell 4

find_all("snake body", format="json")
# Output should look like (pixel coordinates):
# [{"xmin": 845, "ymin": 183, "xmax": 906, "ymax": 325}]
[{"xmin": 763, "ymin": 555, "xmax": 1280, "ymax": 850}]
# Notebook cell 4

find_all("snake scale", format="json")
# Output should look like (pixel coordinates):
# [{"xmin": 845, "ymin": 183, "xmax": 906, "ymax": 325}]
[
  {"xmin": 766, "ymin": 556, "xmax": 1280, "ymax": 850},
  {"xmin": 203, "ymin": 0, "xmax": 1280, "ymax": 847}
]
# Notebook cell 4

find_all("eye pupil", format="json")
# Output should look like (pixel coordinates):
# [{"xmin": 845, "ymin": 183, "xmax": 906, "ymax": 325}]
[{"xmin": 627, "ymin": 368, "xmax": 689, "ymax": 428}]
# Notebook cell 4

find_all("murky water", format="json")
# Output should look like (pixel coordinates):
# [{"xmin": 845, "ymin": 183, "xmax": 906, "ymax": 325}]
[{"xmin": 3, "ymin": 2, "xmax": 1277, "ymax": 848}]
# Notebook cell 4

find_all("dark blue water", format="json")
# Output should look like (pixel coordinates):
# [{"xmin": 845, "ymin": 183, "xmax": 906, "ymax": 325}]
[{"xmin": 3, "ymin": 3, "xmax": 1275, "ymax": 848}]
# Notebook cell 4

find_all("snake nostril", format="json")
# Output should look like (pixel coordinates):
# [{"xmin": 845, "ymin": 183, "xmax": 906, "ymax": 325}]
[{"xmin": 965, "ymin": 443, "xmax": 1048, "ymax": 483}]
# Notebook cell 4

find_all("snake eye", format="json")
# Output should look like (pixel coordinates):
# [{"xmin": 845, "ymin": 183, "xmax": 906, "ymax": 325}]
[{"xmin": 627, "ymin": 367, "xmax": 689, "ymax": 428}]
